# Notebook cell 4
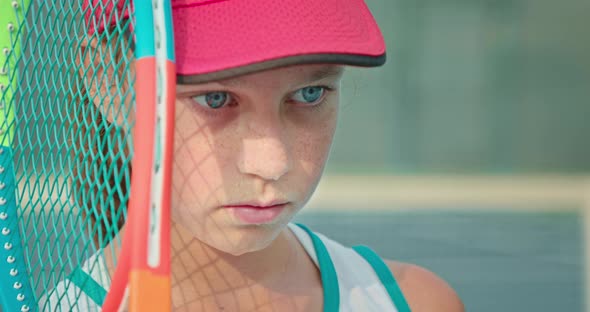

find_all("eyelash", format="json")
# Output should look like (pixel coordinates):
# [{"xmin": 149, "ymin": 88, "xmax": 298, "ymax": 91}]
[
  {"xmin": 188, "ymin": 85, "xmax": 335, "ymax": 111},
  {"xmin": 291, "ymin": 86, "xmax": 335, "ymax": 106}
]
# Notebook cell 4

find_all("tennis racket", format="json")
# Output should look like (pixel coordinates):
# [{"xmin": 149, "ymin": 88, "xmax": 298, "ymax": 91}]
[
  {"xmin": 102, "ymin": 0, "xmax": 176, "ymax": 311},
  {"xmin": 0, "ymin": 0, "xmax": 175, "ymax": 311}
]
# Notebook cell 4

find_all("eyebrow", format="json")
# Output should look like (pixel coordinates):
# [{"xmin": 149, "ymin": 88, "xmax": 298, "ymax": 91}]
[
  {"xmin": 215, "ymin": 66, "xmax": 344, "ymax": 87},
  {"xmin": 306, "ymin": 66, "xmax": 345, "ymax": 82},
  {"xmin": 177, "ymin": 66, "xmax": 344, "ymax": 93}
]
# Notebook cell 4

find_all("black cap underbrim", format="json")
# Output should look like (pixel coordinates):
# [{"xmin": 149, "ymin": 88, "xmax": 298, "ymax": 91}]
[{"xmin": 177, "ymin": 53, "xmax": 386, "ymax": 85}]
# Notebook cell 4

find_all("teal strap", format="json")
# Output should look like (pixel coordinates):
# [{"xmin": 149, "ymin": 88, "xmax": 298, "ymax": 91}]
[
  {"xmin": 295, "ymin": 224, "xmax": 340, "ymax": 312},
  {"xmin": 353, "ymin": 246, "xmax": 411, "ymax": 312},
  {"xmin": 68, "ymin": 267, "xmax": 107, "ymax": 307}
]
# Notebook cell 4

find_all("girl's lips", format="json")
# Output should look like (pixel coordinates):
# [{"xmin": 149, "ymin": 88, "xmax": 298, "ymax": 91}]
[{"xmin": 225, "ymin": 203, "xmax": 288, "ymax": 224}]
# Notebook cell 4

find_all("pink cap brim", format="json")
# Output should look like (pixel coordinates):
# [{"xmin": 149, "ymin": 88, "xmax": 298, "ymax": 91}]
[{"xmin": 173, "ymin": 0, "xmax": 386, "ymax": 84}]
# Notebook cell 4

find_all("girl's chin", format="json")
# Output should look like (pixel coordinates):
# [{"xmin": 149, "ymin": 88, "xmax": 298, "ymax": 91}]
[
  {"xmin": 172, "ymin": 217, "xmax": 288, "ymax": 256},
  {"xmin": 202, "ymin": 232, "xmax": 280, "ymax": 257}
]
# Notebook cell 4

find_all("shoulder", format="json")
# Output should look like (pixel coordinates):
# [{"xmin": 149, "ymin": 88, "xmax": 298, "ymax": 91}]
[{"xmin": 384, "ymin": 260, "xmax": 464, "ymax": 312}]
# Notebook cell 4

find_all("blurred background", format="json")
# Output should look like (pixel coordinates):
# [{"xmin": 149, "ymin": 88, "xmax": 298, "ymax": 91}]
[{"xmin": 295, "ymin": 0, "xmax": 590, "ymax": 311}]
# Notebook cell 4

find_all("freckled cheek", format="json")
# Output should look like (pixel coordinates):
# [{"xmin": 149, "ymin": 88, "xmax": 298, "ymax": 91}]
[
  {"xmin": 171, "ymin": 123, "xmax": 241, "ymax": 216},
  {"xmin": 293, "ymin": 108, "xmax": 338, "ymax": 190}
]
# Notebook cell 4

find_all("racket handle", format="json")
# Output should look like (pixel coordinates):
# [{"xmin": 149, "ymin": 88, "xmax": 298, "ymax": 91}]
[{"xmin": 129, "ymin": 270, "xmax": 171, "ymax": 311}]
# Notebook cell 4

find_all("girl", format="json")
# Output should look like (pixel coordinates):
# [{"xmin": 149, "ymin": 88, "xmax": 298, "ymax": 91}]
[{"xmin": 47, "ymin": 0, "xmax": 464, "ymax": 311}]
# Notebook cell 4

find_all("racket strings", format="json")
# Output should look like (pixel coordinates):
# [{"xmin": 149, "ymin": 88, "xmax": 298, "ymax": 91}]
[{"xmin": 0, "ymin": 1, "xmax": 134, "ymax": 310}]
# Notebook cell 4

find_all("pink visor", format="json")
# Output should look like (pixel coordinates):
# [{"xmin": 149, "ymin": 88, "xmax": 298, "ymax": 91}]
[
  {"xmin": 173, "ymin": 0, "xmax": 386, "ymax": 84},
  {"xmin": 84, "ymin": 0, "xmax": 386, "ymax": 84}
]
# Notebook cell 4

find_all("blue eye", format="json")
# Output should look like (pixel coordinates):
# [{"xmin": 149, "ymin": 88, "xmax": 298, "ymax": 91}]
[
  {"xmin": 192, "ymin": 92, "xmax": 231, "ymax": 109},
  {"xmin": 291, "ymin": 86, "xmax": 326, "ymax": 104}
]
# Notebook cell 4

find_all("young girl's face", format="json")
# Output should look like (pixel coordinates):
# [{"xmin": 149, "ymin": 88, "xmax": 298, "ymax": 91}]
[{"xmin": 170, "ymin": 64, "xmax": 344, "ymax": 255}]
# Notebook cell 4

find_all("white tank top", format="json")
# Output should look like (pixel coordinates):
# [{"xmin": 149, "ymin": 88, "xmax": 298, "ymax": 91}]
[
  {"xmin": 288, "ymin": 223, "xmax": 410, "ymax": 312},
  {"xmin": 39, "ymin": 223, "xmax": 410, "ymax": 311}
]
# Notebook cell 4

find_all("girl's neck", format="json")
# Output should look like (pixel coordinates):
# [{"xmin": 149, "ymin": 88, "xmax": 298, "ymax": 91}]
[{"xmin": 169, "ymin": 222, "xmax": 298, "ymax": 290}]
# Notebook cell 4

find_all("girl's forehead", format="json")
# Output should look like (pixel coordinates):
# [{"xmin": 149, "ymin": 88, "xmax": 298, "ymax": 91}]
[{"xmin": 176, "ymin": 64, "xmax": 344, "ymax": 91}]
